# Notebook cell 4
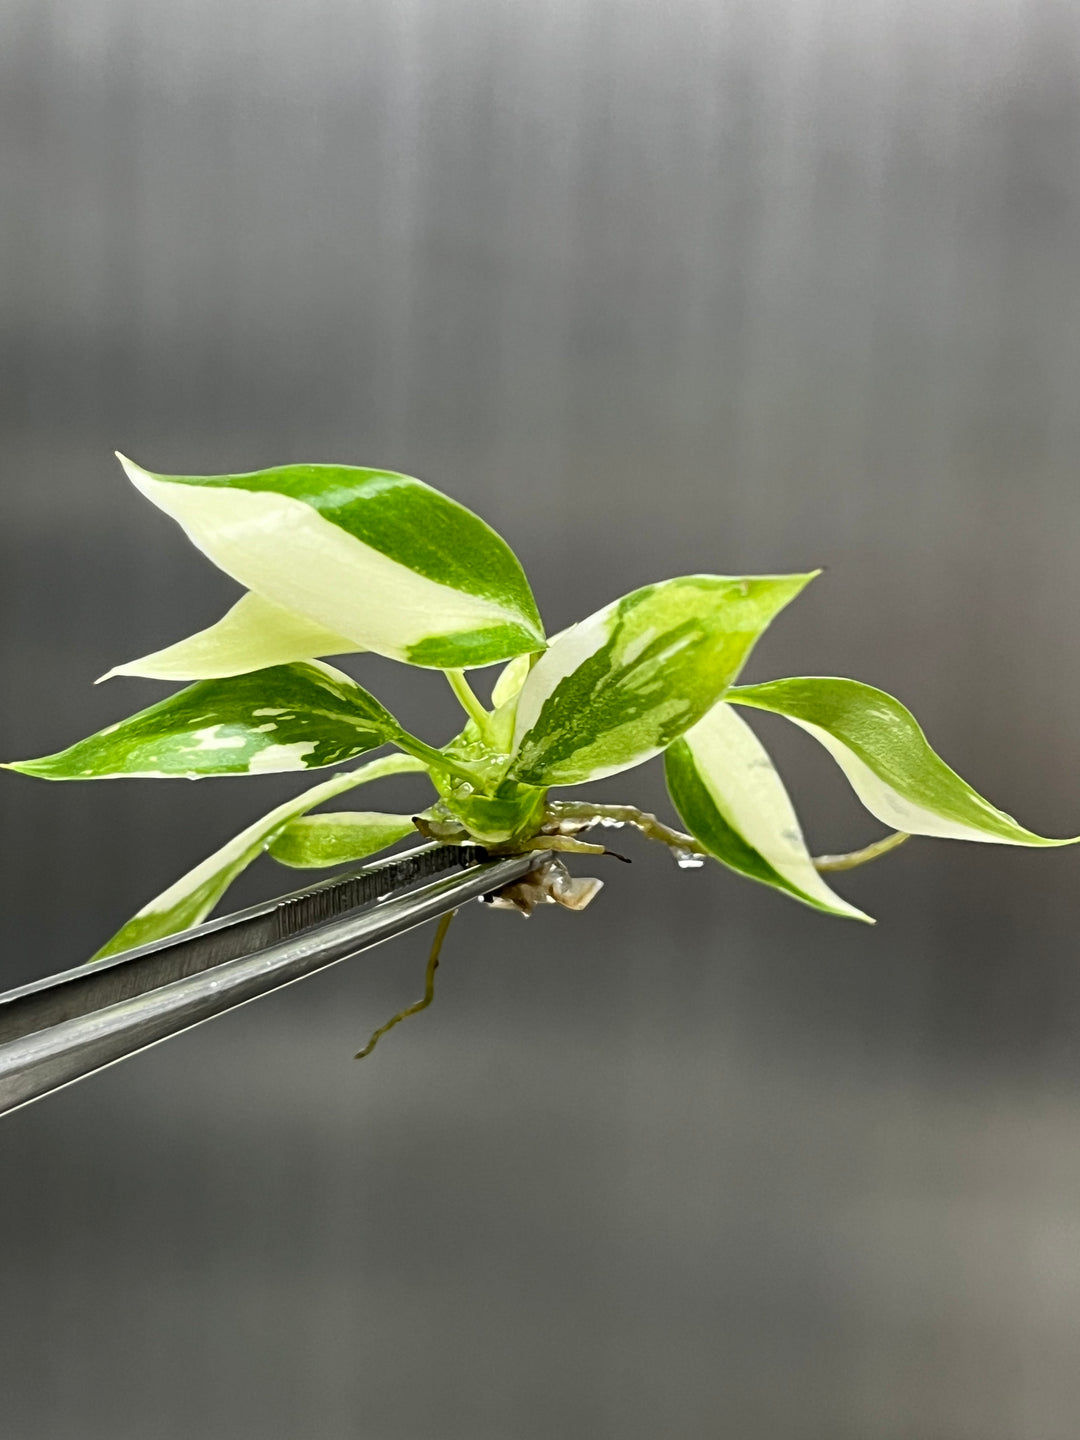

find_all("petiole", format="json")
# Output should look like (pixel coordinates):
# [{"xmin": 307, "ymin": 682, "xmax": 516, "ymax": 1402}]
[{"xmin": 445, "ymin": 669, "xmax": 493, "ymax": 739}]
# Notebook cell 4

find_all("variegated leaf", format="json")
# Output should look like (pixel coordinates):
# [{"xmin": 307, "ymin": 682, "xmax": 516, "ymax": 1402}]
[
  {"xmin": 4, "ymin": 662, "xmax": 402, "ymax": 780},
  {"xmin": 99, "ymin": 591, "xmax": 361, "ymax": 682},
  {"xmin": 728, "ymin": 677, "xmax": 1077, "ymax": 845},
  {"xmin": 92, "ymin": 754, "xmax": 429, "ymax": 957},
  {"xmin": 665, "ymin": 701, "xmax": 871, "ymax": 921},
  {"xmin": 508, "ymin": 573, "xmax": 815, "ymax": 787},
  {"xmin": 267, "ymin": 811, "xmax": 417, "ymax": 868},
  {"xmin": 117, "ymin": 455, "xmax": 545, "ymax": 669}
]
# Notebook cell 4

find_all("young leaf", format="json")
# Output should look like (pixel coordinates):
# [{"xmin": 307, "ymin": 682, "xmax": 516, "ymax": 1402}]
[
  {"xmin": 488, "ymin": 650, "xmax": 540, "ymax": 751},
  {"xmin": 117, "ymin": 455, "xmax": 545, "ymax": 669},
  {"xmin": 728, "ymin": 677, "xmax": 1078, "ymax": 845},
  {"xmin": 99, "ymin": 591, "xmax": 361, "ymax": 682},
  {"xmin": 508, "ymin": 573, "xmax": 816, "ymax": 787},
  {"xmin": 665, "ymin": 701, "xmax": 871, "ymax": 921},
  {"xmin": 92, "ymin": 754, "xmax": 430, "ymax": 958},
  {"xmin": 5, "ymin": 662, "xmax": 403, "ymax": 779},
  {"xmin": 490, "ymin": 651, "xmax": 535, "ymax": 708},
  {"xmin": 267, "ymin": 811, "xmax": 417, "ymax": 868}
]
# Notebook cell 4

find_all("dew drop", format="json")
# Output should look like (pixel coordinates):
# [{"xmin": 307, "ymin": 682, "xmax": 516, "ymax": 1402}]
[{"xmin": 672, "ymin": 847, "xmax": 705, "ymax": 869}]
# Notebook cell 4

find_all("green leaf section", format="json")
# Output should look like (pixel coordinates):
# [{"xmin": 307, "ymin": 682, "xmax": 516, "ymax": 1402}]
[
  {"xmin": 5, "ymin": 663, "xmax": 404, "ymax": 780},
  {"xmin": 665, "ymin": 702, "xmax": 871, "ymax": 921},
  {"xmin": 728, "ymin": 677, "xmax": 1077, "ymax": 846},
  {"xmin": 267, "ymin": 812, "xmax": 417, "ymax": 868},
  {"xmin": 405, "ymin": 625, "xmax": 542, "ymax": 669},
  {"xmin": 92, "ymin": 754, "xmax": 430, "ymax": 958},
  {"xmin": 118, "ymin": 456, "xmax": 545, "ymax": 669},
  {"xmin": 509, "ymin": 574, "xmax": 816, "ymax": 787}
]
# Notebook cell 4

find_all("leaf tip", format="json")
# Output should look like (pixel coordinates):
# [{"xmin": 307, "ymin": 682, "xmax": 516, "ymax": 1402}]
[
  {"xmin": 115, "ymin": 451, "xmax": 157, "ymax": 492},
  {"xmin": 1, "ymin": 758, "xmax": 48, "ymax": 778},
  {"xmin": 823, "ymin": 894, "xmax": 874, "ymax": 924},
  {"xmin": 791, "ymin": 567, "xmax": 824, "ymax": 591}
]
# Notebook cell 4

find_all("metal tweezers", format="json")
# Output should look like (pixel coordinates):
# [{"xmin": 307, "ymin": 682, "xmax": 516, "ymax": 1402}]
[{"xmin": 0, "ymin": 843, "xmax": 549, "ymax": 1118}]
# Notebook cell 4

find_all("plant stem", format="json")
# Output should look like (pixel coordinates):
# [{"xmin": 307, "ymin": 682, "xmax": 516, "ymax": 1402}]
[
  {"xmin": 545, "ymin": 801, "xmax": 703, "ymax": 852},
  {"xmin": 392, "ymin": 732, "xmax": 481, "ymax": 787},
  {"xmin": 811, "ymin": 830, "xmax": 910, "ymax": 872},
  {"xmin": 546, "ymin": 800, "xmax": 910, "ymax": 874},
  {"xmin": 445, "ymin": 669, "xmax": 492, "ymax": 736}
]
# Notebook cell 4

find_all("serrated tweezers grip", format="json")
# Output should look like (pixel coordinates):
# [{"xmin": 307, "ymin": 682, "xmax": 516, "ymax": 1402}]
[{"xmin": 0, "ymin": 845, "xmax": 547, "ymax": 1118}]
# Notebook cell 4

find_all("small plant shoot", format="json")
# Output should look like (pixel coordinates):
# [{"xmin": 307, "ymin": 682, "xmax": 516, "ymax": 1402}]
[{"xmin": 5, "ymin": 456, "xmax": 1075, "ymax": 1057}]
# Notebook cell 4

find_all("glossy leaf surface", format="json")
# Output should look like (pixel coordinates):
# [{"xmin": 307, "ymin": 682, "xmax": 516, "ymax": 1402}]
[
  {"xmin": 509, "ymin": 573, "xmax": 815, "ymax": 786},
  {"xmin": 99, "ymin": 591, "xmax": 361, "ymax": 682},
  {"xmin": 5, "ymin": 663, "xmax": 402, "ymax": 780},
  {"xmin": 267, "ymin": 811, "xmax": 417, "ymax": 868},
  {"xmin": 665, "ymin": 701, "xmax": 871, "ymax": 921},
  {"xmin": 93, "ymin": 755, "xmax": 429, "ymax": 958},
  {"xmin": 728, "ymin": 677, "xmax": 1077, "ymax": 845},
  {"xmin": 118, "ymin": 455, "xmax": 545, "ymax": 668}
]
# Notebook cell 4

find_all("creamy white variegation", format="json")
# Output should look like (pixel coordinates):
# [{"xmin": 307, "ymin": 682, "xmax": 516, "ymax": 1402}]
[
  {"xmin": 118, "ymin": 456, "xmax": 535, "ymax": 664},
  {"xmin": 681, "ymin": 703, "xmax": 870, "ymax": 920},
  {"xmin": 245, "ymin": 742, "xmax": 325, "ymax": 773},
  {"xmin": 99, "ymin": 591, "xmax": 360, "ymax": 682},
  {"xmin": 490, "ymin": 652, "xmax": 535, "ymax": 709}
]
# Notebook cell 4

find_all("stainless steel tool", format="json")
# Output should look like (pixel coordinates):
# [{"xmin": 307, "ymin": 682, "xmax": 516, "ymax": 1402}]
[{"xmin": 0, "ymin": 843, "xmax": 549, "ymax": 1117}]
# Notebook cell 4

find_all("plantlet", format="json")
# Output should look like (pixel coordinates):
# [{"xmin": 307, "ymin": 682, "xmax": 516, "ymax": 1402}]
[{"xmin": 5, "ymin": 456, "xmax": 1074, "ymax": 1057}]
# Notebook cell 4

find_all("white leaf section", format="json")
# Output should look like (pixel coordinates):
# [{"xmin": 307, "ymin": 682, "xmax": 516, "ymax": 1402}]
[
  {"xmin": 99, "ymin": 592, "xmax": 361, "ymax": 682},
  {"xmin": 683, "ymin": 703, "xmax": 870, "ymax": 920},
  {"xmin": 491, "ymin": 652, "xmax": 534, "ymax": 708},
  {"xmin": 119, "ymin": 456, "xmax": 528, "ymax": 663}
]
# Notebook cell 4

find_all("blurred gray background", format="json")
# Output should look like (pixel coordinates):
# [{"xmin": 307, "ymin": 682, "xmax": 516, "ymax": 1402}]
[{"xmin": 3, "ymin": 0, "xmax": 1080, "ymax": 1435}]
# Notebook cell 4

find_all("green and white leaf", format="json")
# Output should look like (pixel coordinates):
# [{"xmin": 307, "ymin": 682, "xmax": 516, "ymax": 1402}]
[
  {"xmin": 728, "ymin": 677, "xmax": 1077, "ymax": 845},
  {"xmin": 508, "ymin": 573, "xmax": 815, "ymax": 787},
  {"xmin": 93, "ymin": 754, "xmax": 430, "ymax": 958},
  {"xmin": 99, "ymin": 591, "xmax": 362, "ymax": 682},
  {"xmin": 117, "ymin": 455, "xmax": 545, "ymax": 669},
  {"xmin": 4, "ymin": 662, "xmax": 404, "ymax": 780},
  {"xmin": 267, "ymin": 811, "xmax": 417, "ymax": 868},
  {"xmin": 665, "ymin": 701, "xmax": 871, "ymax": 922}
]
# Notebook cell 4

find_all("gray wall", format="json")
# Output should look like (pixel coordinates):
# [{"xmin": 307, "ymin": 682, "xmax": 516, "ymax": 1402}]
[{"xmin": 3, "ymin": 1, "xmax": 1080, "ymax": 1435}]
